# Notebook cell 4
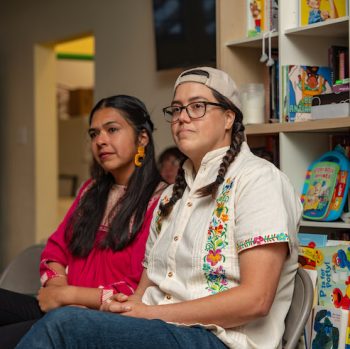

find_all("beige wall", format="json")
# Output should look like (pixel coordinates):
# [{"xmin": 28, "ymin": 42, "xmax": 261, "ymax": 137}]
[{"xmin": 0, "ymin": 0, "xmax": 178, "ymax": 268}]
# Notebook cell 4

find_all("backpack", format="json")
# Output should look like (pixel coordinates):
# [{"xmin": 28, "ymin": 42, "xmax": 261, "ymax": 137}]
[{"xmin": 301, "ymin": 146, "xmax": 350, "ymax": 221}]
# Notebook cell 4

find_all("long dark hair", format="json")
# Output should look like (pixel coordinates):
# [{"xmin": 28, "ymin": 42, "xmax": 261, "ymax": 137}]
[
  {"xmin": 159, "ymin": 71, "xmax": 245, "ymax": 218},
  {"xmin": 65, "ymin": 95, "xmax": 162, "ymax": 257}
]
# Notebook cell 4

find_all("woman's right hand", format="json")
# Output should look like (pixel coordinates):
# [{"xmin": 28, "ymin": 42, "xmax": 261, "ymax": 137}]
[{"xmin": 99, "ymin": 293, "xmax": 141, "ymax": 313}]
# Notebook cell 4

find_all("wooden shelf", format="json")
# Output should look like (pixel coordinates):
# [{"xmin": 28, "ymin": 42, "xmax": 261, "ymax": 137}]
[
  {"xmin": 285, "ymin": 16, "xmax": 349, "ymax": 38},
  {"xmin": 226, "ymin": 31, "xmax": 279, "ymax": 48},
  {"xmin": 245, "ymin": 117, "xmax": 350, "ymax": 135},
  {"xmin": 300, "ymin": 219, "xmax": 350, "ymax": 229}
]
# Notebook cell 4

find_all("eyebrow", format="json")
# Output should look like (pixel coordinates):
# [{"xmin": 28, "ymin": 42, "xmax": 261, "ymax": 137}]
[
  {"xmin": 88, "ymin": 120, "xmax": 119, "ymax": 133},
  {"xmin": 171, "ymin": 96, "xmax": 210, "ymax": 105}
]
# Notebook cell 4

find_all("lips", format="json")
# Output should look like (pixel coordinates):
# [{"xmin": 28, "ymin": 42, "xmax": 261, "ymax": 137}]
[
  {"xmin": 176, "ymin": 128, "xmax": 194, "ymax": 138},
  {"xmin": 99, "ymin": 152, "xmax": 114, "ymax": 160}
]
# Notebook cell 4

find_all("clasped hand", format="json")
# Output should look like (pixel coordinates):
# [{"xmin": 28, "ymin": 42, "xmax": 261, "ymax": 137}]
[{"xmin": 100, "ymin": 293, "xmax": 151, "ymax": 319}]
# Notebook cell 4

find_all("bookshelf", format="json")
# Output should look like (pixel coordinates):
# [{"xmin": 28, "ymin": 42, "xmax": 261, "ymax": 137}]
[{"xmin": 216, "ymin": 0, "xmax": 350, "ymax": 231}]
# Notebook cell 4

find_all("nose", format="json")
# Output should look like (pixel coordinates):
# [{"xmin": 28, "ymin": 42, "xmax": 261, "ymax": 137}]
[
  {"xmin": 95, "ymin": 131, "xmax": 108, "ymax": 146},
  {"xmin": 177, "ymin": 106, "xmax": 191, "ymax": 123}
]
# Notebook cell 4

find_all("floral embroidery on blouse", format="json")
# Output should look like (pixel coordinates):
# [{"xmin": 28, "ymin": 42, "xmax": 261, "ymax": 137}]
[
  {"xmin": 155, "ymin": 195, "xmax": 170, "ymax": 234},
  {"xmin": 202, "ymin": 178, "xmax": 234, "ymax": 294},
  {"xmin": 236, "ymin": 232, "xmax": 289, "ymax": 253}
]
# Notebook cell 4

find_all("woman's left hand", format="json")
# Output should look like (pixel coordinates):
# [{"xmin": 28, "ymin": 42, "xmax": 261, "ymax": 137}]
[{"xmin": 37, "ymin": 285, "xmax": 68, "ymax": 312}]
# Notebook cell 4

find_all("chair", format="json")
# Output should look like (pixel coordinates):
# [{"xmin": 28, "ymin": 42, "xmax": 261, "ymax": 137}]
[
  {"xmin": 282, "ymin": 267, "xmax": 314, "ymax": 349},
  {"xmin": 0, "ymin": 244, "xmax": 45, "ymax": 295}
]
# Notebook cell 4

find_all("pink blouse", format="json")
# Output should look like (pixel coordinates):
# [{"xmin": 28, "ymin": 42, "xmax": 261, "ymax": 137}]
[{"xmin": 40, "ymin": 179, "xmax": 163, "ymax": 295}]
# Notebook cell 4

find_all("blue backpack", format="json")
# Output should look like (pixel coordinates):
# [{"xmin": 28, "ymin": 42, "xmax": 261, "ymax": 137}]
[{"xmin": 301, "ymin": 146, "xmax": 350, "ymax": 221}]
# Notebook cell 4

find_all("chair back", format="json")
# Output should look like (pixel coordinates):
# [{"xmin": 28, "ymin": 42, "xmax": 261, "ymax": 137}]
[
  {"xmin": 282, "ymin": 267, "xmax": 314, "ymax": 349},
  {"xmin": 0, "ymin": 244, "xmax": 44, "ymax": 295}
]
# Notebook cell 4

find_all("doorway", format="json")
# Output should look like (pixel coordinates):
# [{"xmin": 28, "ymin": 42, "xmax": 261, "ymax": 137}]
[
  {"xmin": 55, "ymin": 36, "xmax": 95, "ymax": 224},
  {"xmin": 34, "ymin": 35, "xmax": 95, "ymax": 244}
]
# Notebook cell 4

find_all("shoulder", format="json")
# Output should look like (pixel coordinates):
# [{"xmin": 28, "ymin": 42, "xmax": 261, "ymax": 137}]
[
  {"xmin": 232, "ymin": 147, "xmax": 296, "ymax": 196},
  {"xmin": 76, "ymin": 178, "xmax": 95, "ymax": 200},
  {"xmin": 232, "ymin": 144, "xmax": 280, "ymax": 180}
]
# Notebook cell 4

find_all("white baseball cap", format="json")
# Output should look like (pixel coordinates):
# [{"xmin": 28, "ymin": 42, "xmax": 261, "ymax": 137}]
[{"xmin": 174, "ymin": 66, "xmax": 242, "ymax": 110}]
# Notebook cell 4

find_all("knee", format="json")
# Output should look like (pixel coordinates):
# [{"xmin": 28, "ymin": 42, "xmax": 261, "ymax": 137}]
[{"xmin": 43, "ymin": 306, "xmax": 85, "ymax": 325}]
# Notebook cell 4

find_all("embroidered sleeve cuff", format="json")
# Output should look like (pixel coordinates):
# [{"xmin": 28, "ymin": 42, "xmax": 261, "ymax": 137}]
[
  {"xmin": 236, "ymin": 232, "xmax": 290, "ymax": 253},
  {"xmin": 40, "ymin": 259, "xmax": 67, "ymax": 287}
]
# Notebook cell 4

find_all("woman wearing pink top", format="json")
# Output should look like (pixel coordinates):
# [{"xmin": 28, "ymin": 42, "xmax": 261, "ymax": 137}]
[{"xmin": 0, "ymin": 94, "xmax": 165, "ymax": 348}]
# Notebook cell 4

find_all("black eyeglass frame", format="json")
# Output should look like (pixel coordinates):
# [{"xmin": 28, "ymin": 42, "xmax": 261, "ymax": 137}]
[{"xmin": 162, "ymin": 101, "xmax": 226, "ymax": 123}]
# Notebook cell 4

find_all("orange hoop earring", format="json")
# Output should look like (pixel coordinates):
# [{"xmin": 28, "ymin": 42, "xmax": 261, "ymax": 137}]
[{"xmin": 134, "ymin": 146, "xmax": 145, "ymax": 167}]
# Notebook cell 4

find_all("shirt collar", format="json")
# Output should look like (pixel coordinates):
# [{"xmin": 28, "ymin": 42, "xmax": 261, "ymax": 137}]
[{"xmin": 182, "ymin": 143, "xmax": 250, "ymax": 190}]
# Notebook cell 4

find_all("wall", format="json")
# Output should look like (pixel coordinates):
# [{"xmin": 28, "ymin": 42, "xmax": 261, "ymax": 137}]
[{"xmin": 0, "ymin": 0, "xmax": 179, "ymax": 268}]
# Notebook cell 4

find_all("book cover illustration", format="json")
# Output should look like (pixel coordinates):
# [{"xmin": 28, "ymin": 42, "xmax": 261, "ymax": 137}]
[
  {"xmin": 302, "ymin": 161, "xmax": 339, "ymax": 219},
  {"xmin": 299, "ymin": 233, "xmax": 328, "ymax": 247},
  {"xmin": 299, "ymin": 0, "xmax": 348, "ymax": 27},
  {"xmin": 311, "ymin": 305, "xmax": 350, "ymax": 349},
  {"xmin": 316, "ymin": 245, "xmax": 350, "ymax": 309},
  {"xmin": 247, "ymin": 0, "xmax": 266, "ymax": 37},
  {"xmin": 287, "ymin": 65, "xmax": 333, "ymax": 122}
]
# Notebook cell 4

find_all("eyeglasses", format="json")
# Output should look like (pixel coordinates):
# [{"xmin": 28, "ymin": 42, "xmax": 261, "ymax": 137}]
[{"xmin": 162, "ymin": 101, "xmax": 225, "ymax": 123}]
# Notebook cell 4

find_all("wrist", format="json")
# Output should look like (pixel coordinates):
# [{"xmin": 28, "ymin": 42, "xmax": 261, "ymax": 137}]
[{"xmin": 60, "ymin": 285, "xmax": 76, "ymax": 306}]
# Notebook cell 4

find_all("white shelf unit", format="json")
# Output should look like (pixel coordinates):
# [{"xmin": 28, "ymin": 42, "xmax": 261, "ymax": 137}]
[{"xmin": 216, "ymin": 0, "xmax": 350, "ymax": 231}]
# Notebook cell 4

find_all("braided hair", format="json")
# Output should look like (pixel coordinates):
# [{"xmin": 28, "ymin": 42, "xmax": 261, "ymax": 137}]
[{"xmin": 159, "ymin": 89, "xmax": 245, "ymax": 218}]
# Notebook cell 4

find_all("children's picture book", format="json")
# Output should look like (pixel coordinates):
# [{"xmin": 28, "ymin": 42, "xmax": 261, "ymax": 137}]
[
  {"xmin": 316, "ymin": 245, "xmax": 350, "ymax": 309},
  {"xmin": 298, "ymin": 233, "xmax": 328, "ymax": 247},
  {"xmin": 286, "ymin": 65, "xmax": 333, "ymax": 122},
  {"xmin": 310, "ymin": 305, "xmax": 350, "ymax": 349},
  {"xmin": 247, "ymin": 1, "xmax": 278, "ymax": 37},
  {"xmin": 247, "ymin": 0, "xmax": 266, "ymax": 37},
  {"xmin": 299, "ymin": 0, "xmax": 348, "ymax": 27}
]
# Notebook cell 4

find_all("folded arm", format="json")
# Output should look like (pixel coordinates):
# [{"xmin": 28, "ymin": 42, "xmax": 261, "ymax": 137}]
[{"xmin": 104, "ymin": 242, "xmax": 288, "ymax": 329}]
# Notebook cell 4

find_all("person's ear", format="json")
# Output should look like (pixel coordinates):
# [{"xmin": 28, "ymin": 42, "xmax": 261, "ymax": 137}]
[
  {"xmin": 224, "ymin": 110, "xmax": 235, "ymax": 130},
  {"xmin": 138, "ymin": 129, "xmax": 150, "ymax": 147}
]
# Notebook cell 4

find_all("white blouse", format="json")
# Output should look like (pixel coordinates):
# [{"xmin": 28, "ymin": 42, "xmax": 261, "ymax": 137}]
[{"xmin": 143, "ymin": 142, "xmax": 303, "ymax": 349}]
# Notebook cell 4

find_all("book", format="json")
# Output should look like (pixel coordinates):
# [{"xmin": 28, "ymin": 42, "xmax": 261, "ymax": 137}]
[
  {"xmin": 304, "ymin": 270, "xmax": 318, "ymax": 349},
  {"xmin": 299, "ymin": 0, "xmax": 348, "ymax": 27},
  {"xmin": 247, "ymin": 1, "xmax": 278, "ymax": 37},
  {"xmin": 328, "ymin": 46, "xmax": 349, "ymax": 84},
  {"xmin": 311, "ymin": 90, "xmax": 350, "ymax": 120},
  {"xmin": 333, "ymin": 83, "xmax": 350, "ymax": 93},
  {"xmin": 310, "ymin": 103, "xmax": 350, "ymax": 120},
  {"xmin": 247, "ymin": 0, "xmax": 266, "ymax": 37},
  {"xmin": 316, "ymin": 245, "xmax": 350, "ymax": 309},
  {"xmin": 298, "ymin": 233, "xmax": 328, "ymax": 247},
  {"xmin": 285, "ymin": 65, "xmax": 333, "ymax": 122},
  {"xmin": 310, "ymin": 305, "xmax": 350, "ymax": 349}
]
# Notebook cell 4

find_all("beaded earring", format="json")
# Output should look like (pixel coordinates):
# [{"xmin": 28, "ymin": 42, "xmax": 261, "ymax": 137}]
[{"xmin": 134, "ymin": 146, "xmax": 145, "ymax": 167}]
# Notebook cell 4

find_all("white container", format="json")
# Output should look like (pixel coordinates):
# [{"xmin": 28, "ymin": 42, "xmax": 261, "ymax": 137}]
[{"xmin": 239, "ymin": 83, "xmax": 265, "ymax": 124}]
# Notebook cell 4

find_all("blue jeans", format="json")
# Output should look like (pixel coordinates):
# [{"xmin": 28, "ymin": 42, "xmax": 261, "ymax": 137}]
[{"xmin": 16, "ymin": 307, "xmax": 228, "ymax": 349}]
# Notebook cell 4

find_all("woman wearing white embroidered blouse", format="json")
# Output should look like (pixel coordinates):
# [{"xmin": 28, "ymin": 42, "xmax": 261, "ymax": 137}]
[{"xmin": 16, "ymin": 67, "xmax": 303, "ymax": 349}]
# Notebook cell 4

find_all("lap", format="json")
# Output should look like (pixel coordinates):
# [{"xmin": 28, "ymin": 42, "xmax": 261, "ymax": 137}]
[
  {"xmin": 0, "ymin": 319, "xmax": 37, "ymax": 349},
  {"xmin": 0, "ymin": 288, "xmax": 43, "ymax": 326},
  {"xmin": 17, "ymin": 307, "xmax": 228, "ymax": 349}
]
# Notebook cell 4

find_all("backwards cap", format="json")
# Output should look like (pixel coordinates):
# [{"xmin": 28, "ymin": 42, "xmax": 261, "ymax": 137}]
[{"xmin": 174, "ymin": 66, "xmax": 242, "ymax": 110}]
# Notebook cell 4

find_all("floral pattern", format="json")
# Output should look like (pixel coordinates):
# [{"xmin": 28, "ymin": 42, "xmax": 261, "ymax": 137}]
[
  {"xmin": 202, "ymin": 178, "xmax": 233, "ymax": 294},
  {"xmin": 236, "ymin": 232, "xmax": 289, "ymax": 253}
]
